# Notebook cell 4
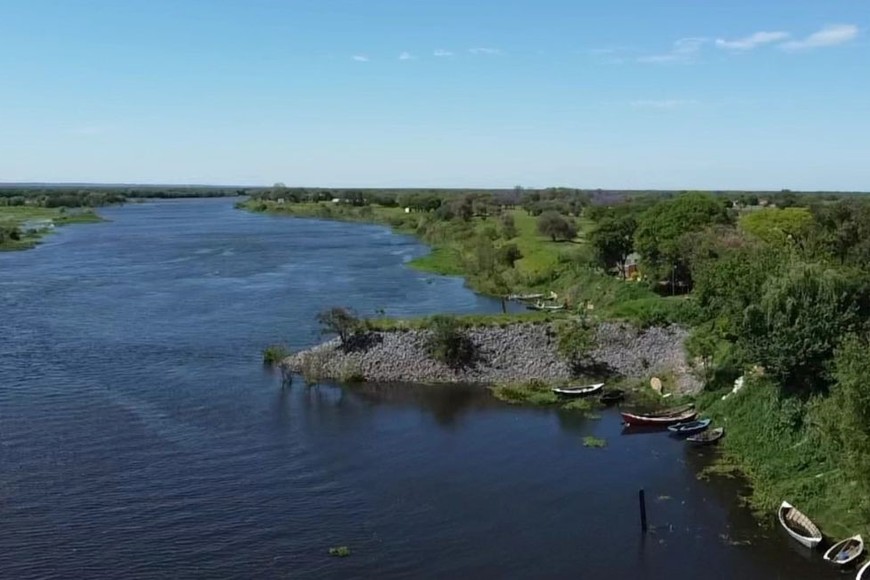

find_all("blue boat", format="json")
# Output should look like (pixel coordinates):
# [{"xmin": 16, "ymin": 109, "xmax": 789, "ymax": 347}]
[{"xmin": 667, "ymin": 418, "xmax": 711, "ymax": 436}]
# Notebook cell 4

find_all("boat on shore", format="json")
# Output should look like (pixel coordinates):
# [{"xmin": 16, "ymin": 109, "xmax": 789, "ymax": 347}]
[
  {"xmin": 857, "ymin": 559, "xmax": 870, "ymax": 579},
  {"xmin": 667, "ymin": 418, "xmax": 711, "ymax": 436},
  {"xmin": 507, "ymin": 293, "xmax": 545, "ymax": 302},
  {"xmin": 552, "ymin": 383, "xmax": 604, "ymax": 397},
  {"xmin": 526, "ymin": 301, "xmax": 565, "ymax": 311},
  {"xmin": 620, "ymin": 404, "xmax": 696, "ymax": 427},
  {"xmin": 823, "ymin": 535, "xmax": 863, "ymax": 567},
  {"xmin": 686, "ymin": 427, "xmax": 724, "ymax": 446},
  {"xmin": 599, "ymin": 389, "xmax": 625, "ymax": 404},
  {"xmin": 778, "ymin": 501, "xmax": 822, "ymax": 549}
]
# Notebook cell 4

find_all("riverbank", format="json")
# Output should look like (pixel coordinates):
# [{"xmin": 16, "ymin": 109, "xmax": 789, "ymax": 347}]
[
  {"xmin": 283, "ymin": 321, "xmax": 701, "ymax": 395},
  {"xmin": 0, "ymin": 206, "xmax": 103, "ymax": 251}
]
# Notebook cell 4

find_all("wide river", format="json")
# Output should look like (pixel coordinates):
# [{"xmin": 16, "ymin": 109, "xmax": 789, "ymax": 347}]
[{"xmin": 0, "ymin": 198, "xmax": 836, "ymax": 579}]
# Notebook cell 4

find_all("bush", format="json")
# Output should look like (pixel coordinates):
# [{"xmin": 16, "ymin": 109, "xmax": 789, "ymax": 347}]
[
  {"xmin": 497, "ymin": 243, "xmax": 523, "ymax": 268},
  {"xmin": 425, "ymin": 315, "xmax": 476, "ymax": 368},
  {"xmin": 316, "ymin": 307, "xmax": 363, "ymax": 344},
  {"xmin": 262, "ymin": 344, "xmax": 290, "ymax": 365},
  {"xmin": 537, "ymin": 211, "xmax": 577, "ymax": 242},
  {"xmin": 608, "ymin": 297, "xmax": 700, "ymax": 328}
]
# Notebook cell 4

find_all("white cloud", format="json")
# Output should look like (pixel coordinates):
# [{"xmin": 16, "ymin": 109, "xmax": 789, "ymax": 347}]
[
  {"xmin": 638, "ymin": 37, "xmax": 707, "ymax": 64},
  {"xmin": 433, "ymin": 49, "xmax": 454, "ymax": 57},
  {"xmin": 469, "ymin": 47, "xmax": 502, "ymax": 55},
  {"xmin": 351, "ymin": 55, "xmax": 369, "ymax": 62},
  {"xmin": 631, "ymin": 99, "xmax": 699, "ymax": 109},
  {"xmin": 715, "ymin": 31, "xmax": 790, "ymax": 50},
  {"xmin": 398, "ymin": 51, "xmax": 414, "ymax": 60},
  {"xmin": 780, "ymin": 24, "xmax": 858, "ymax": 51}
]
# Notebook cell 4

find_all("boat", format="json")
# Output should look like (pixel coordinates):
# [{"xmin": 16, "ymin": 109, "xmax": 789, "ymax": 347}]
[
  {"xmin": 667, "ymin": 418, "xmax": 711, "ymax": 436},
  {"xmin": 599, "ymin": 389, "xmax": 625, "ymax": 404},
  {"xmin": 552, "ymin": 383, "xmax": 604, "ymax": 397},
  {"xmin": 857, "ymin": 559, "xmax": 870, "ymax": 579},
  {"xmin": 686, "ymin": 427, "xmax": 724, "ymax": 446},
  {"xmin": 527, "ymin": 301, "xmax": 565, "ymax": 311},
  {"xmin": 620, "ymin": 404, "xmax": 696, "ymax": 427},
  {"xmin": 778, "ymin": 501, "xmax": 822, "ymax": 549},
  {"xmin": 508, "ymin": 293, "xmax": 545, "ymax": 302},
  {"xmin": 824, "ymin": 535, "xmax": 863, "ymax": 567}
]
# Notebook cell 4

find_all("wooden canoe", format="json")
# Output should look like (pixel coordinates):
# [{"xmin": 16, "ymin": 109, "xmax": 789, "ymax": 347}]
[
  {"xmin": 778, "ymin": 501, "xmax": 822, "ymax": 549},
  {"xmin": 857, "ymin": 559, "xmax": 870, "ymax": 579},
  {"xmin": 667, "ymin": 418, "xmax": 711, "ymax": 436},
  {"xmin": 823, "ymin": 535, "xmax": 863, "ymax": 567},
  {"xmin": 552, "ymin": 383, "xmax": 604, "ymax": 397},
  {"xmin": 620, "ymin": 404, "xmax": 696, "ymax": 427},
  {"xmin": 686, "ymin": 427, "xmax": 724, "ymax": 446}
]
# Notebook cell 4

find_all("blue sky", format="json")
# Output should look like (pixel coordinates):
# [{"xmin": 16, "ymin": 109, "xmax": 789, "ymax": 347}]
[{"xmin": 1, "ymin": 1, "xmax": 868, "ymax": 190}]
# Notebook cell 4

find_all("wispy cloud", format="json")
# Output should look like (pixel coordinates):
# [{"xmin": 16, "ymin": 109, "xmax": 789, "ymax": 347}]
[
  {"xmin": 351, "ymin": 55, "xmax": 369, "ymax": 62},
  {"xmin": 398, "ymin": 51, "xmax": 414, "ymax": 60},
  {"xmin": 433, "ymin": 49, "xmax": 454, "ymax": 57},
  {"xmin": 780, "ymin": 24, "xmax": 858, "ymax": 51},
  {"xmin": 638, "ymin": 37, "xmax": 707, "ymax": 64},
  {"xmin": 469, "ymin": 47, "xmax": 502, "ymax": 55},
  {"xmin": 715, "ymin": 31, "xmax": 790, "ymax": 50},
  {"xmin": 631, "ymin": 99, "xmax": 699, "ymax": 109}
]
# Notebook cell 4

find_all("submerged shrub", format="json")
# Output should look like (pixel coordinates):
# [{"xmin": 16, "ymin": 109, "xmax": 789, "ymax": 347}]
[{"xmin": 262, "ymin": 344, "xmax": 290, "ymax": 365}]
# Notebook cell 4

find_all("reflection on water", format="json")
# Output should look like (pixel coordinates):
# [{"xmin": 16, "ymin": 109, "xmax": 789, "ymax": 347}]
[{"xmin": 0, "ymin": 198, "xmax": 839, "ymax": 579}]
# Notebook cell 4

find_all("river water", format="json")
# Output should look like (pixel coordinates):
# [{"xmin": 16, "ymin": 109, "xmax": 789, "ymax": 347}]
[{"xmin": 0, "ymin": 198, "xmax": 837, "ymax": 579}]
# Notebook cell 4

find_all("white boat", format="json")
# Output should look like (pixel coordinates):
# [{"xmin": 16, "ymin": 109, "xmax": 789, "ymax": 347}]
[
  {"xmin": 778, "ymin": 501, "xmax": 822, "ymax": 549},
  {"xmin": 552, "ymin": 383, "xmax": 604, "ymax": 397},
  {"xmin": 823, "ymin": 535, "xmax": 863, "ymax": 567},
  {"xmin": 856, "ymin": 559, "xmax": 870, "ymax": 579}
]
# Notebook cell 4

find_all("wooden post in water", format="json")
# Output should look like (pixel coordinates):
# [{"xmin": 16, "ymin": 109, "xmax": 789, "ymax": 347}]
[
  {"xmin": 638, "ymin": 489, "xmax": 648, "ymax": 533},
  {"xmin": 501, "ymin": 296, "xmax": 507, "ymax": 314}
]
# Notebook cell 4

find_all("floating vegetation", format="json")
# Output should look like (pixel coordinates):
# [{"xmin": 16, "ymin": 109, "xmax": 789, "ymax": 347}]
[
  {"xmin": 328, "ymin": 546, "xmax": 351, "ymax": 557},
  {"xmin": 582, "ymin": 436, "xmax": 607, "ymax": 448}
]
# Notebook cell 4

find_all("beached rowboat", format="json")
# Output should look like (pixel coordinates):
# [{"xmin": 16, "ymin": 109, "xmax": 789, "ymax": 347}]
[
  {"xmin": 823, "ymin": 535, "xmax": 863, "ymax": 567},
  {"xmin": 620, "ymin": 404, "xmax": 696, "ymax": 427},
  {"xmin": 856, "ymin": 559, "xmax": 870, "ymax": 579},
  {"xmin": 686, "ymin": 427, "xmax": 724, "ymax": 446},
  {"xmin": 552, "ymin": 383, "xmax": 604, "ymax": 397},
  {"xmin": 778, "ymin": 501, "xmax": 822, "ymax": 549},
  {"xmin": 667, "ymin": 418, "xmax": 711, "ymax": 436}
]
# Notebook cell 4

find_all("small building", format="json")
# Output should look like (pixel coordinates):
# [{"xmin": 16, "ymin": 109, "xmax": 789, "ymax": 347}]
[{"xmin": 622, "ymin": 252, "xmax": 641, "ymax": 280}]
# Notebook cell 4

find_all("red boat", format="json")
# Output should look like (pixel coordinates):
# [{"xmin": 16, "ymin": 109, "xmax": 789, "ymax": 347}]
[{"xmin": 620, "ymin": 404, "xmax": 696, "ymax": 427}]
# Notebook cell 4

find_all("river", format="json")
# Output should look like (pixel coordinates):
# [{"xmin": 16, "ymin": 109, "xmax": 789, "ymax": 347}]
[{"xmin": 0, "ymin": 198, "xmax": 837, "ymax": 578}]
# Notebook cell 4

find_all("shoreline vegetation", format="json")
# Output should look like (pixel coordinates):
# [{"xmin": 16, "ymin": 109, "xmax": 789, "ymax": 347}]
[
  {"xmin": 0, "ymin": 185, "xmax": 242, "ymax": 251},
  {"xmin": 244, "ymin": 186, "xmax": 870, "ymax": 539}
]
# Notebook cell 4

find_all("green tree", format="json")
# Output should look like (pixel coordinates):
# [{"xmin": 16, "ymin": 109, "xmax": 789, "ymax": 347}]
[
  {"xmin": 634, "ymin": 193, "xmax": 731, "ymax": 290},
  {"xmin": 497, "ymin": 243, "xmax": 523, "ymax": 268},
  {"xmin": 738, "ymin": 207, "xmax": 815, "ymax": 250},
  {"xmin": 500, "ymin": 212, "xmax": 518, "ymax": 239},
  {"xmin": 740, "ymin": 262, "xmax": 867, "ymax": 393},
  {"xmin": 537, "ymin": 211, "xmax": 577, "ymax": 242},
  {"xmin": 588, "ymin": 215, "xmax": 636, "ymax": 277}
]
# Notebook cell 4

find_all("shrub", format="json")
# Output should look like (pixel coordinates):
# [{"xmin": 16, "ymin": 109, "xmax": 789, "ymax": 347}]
[
  {"xmin": 537, "ymin": 211, "xmax": 577, "ymax": 242},
  {"xmin": 425, "ymin": 315, "xmax": 476, "ymax": 368},
  {"xmin": 316, "ymin": 307, "xmax": 363, "ymax": 344},
  {"xmin": 262, "ymin": 344, "xmax": 290, "ymax": 365},
  {"xmin": 497, "ymin": 243, "xmax": 523, "ymax": 268}
]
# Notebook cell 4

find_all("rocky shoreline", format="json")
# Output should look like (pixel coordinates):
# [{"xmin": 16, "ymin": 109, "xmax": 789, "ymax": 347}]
[{"xmin": 283, "ymin": 322, "xmax": 701, "ymax": 394}]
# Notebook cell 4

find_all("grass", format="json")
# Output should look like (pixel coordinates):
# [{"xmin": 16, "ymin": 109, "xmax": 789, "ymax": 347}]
[
  {"xmin": 700, "ymin": 381, "xmax": 868, "ymax": 538},
  {"xmin": 0, "ymin": 206, "xmax": 103, "ymax": 251},
  {"xmin": 363, "ymin": 311, "xmax": 559, "ymax": 332}
]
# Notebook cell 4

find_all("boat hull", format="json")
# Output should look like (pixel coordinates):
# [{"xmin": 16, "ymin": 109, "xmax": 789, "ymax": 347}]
[
  {"xmin": 552, "ymin": 383, "xmax": 604, "ymax": 397},
  {"xmin": 778, "ymin": 501, "xmax": 822, "ymax": 549},
  {"xmin": 621, "ymin": 409, "xmax": 697, "ymax": 427},
  {"xmin": 822, "ymin": 535, "xmax": 863, "ymax": 567}
]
